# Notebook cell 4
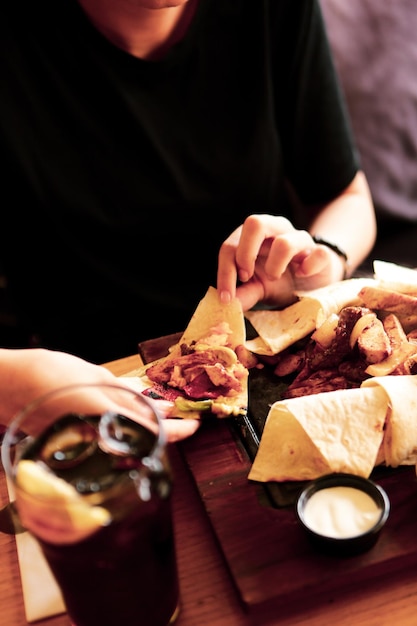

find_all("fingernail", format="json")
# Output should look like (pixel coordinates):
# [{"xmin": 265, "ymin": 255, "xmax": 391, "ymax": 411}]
[
  {"xmin": 220, "ymin": 290, "xmax": 231, "ymax": 304},
  {"xmin": 239, "ymin": 270, "xmax": 249, "ymax": 283}
]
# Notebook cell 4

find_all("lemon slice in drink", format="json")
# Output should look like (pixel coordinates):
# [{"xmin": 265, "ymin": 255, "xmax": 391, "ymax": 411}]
[{"xmin": 15, "ymin": 460, "xmax": 111, "ymax": 544}]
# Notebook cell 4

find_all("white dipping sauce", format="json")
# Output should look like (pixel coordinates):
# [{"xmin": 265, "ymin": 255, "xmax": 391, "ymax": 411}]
[{"xmin": 303, "ymin": 486, "xmax": 381, "ymax": 539}]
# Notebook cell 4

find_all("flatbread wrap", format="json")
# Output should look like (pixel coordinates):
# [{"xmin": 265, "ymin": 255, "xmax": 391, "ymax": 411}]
[
  {"xmin": 362, "ymin": 375, "xmax": 417, "ymax": 467},
  {"xmin": 248, "ymin": 386, "xmax": 387, "ymax": 482}
]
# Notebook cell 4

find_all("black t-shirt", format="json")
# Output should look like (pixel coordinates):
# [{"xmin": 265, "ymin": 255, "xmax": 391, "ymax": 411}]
[{"xmin": 0, "ymin": 0, "xmax": 359, "ymax": 362}]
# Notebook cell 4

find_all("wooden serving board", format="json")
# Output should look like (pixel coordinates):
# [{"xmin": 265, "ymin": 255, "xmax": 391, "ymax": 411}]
[{"xmin": 138, "ymin": 335, "xmax": 417, "ymax": 612}]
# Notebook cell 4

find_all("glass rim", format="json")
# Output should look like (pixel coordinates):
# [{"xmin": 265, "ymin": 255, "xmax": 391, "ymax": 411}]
[{"xmin": 1, "ymin": 381, "xmax": 167, "ymax": 482}]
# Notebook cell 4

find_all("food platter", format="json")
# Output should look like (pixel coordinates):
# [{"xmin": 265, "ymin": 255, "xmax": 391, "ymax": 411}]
[
  {"xmin": 234, "ymin": 355, "xmax": 411, "ymax": 507},
  {"xmin": 138, "ymin": 333, "xmax": 417, "ymax": 612}
]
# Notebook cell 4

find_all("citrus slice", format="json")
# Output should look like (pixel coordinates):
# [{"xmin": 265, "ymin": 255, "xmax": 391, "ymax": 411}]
[{"xmin": 15, "ymin": 460, "xmax": 111, "ymax": 544}]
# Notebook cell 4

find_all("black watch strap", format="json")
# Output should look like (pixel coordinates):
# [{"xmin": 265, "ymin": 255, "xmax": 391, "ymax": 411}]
[{"xmin": 312, "ymin": 236, "xmax": 350, "ymax": 279}]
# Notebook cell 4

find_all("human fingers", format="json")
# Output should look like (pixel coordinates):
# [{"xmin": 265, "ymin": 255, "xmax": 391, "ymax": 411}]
[
  {"xmin": 163, "ymin": 418, "xmax": 201, "ymax": 442},
  {"xmin": 217, "ymin": 214, "xmax": 335, "ymax": 309},
  {"xmin": 234, "ymin": 244, "xmax": 330, "ymax": 311},
  {"xmin": 256, "ymin": 228, "xmax": 316, "ymax": 280},
  {"xmin": 291, "ymin": 244, "xmax": 329, "ymax": 278},
  {"xmin": 234, "ymin": 214, "xmax": 298, "ymax": 281},
  {"xmin": 234, "ymin": 276, "xmax": 265, "ymax": 311},
  {"xmin": 79, "ymin": 387, "xmax": 201, "ymax": 443},
  {"xmin": 217, "ymin": 225, "xmax": 242, "ymax": 302},
  {"xmin": 123, "ymin": 391, "xmax": 201, "ymax": 442},
  {"xmin": 217, "ymin": 215, "xmax": 294, "ymax": 303}
]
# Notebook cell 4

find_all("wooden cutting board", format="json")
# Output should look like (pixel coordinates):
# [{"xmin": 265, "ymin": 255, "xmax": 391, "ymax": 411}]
[{"xmin": 139, "ymin": 334, "xmax": 417, "ymax": 612}]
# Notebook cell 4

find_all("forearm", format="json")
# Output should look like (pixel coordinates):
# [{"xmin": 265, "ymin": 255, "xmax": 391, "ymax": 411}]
[
  {"xmin": 309, "ymin": 171, "xmax": 377, "ymax": 277},
  {"xmin": 0, "ymin": 348, "xmax": 117, "ymax": 425},
  {"xmin": 0, "ymin": 349, "xmax": 35, "ymax": 423}
]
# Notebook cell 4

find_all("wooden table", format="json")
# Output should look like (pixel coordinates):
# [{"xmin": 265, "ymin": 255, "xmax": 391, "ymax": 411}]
[{"xmin": 1, "ymin": 354, "xmax": 417, "ymax": 625}]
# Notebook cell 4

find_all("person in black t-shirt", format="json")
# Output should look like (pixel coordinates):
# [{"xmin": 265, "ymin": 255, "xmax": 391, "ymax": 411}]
[{"xmin": 0, "ymin": 0, "xmax": 376, "ymax": 363}]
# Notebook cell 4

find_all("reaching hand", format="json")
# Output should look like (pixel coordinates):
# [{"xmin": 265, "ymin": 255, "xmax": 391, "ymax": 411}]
[
  {"xmin": 0, "ymin": 349, "xmax": 200, "ymax": 442},
  {"xmin": 217, "ymin": 214, "xmax": 343, "ymax": 310}
]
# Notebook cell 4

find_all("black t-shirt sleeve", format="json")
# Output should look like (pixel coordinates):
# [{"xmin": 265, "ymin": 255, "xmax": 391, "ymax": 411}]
[{"xmin": 270, "ymin": 0, "xmax": 361, "ymax": 206}]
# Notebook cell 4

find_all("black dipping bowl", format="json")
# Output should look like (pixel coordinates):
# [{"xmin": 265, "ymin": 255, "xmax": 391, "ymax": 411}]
[{"xmin": 295, "ymin": 473, "xmax": 390, "ymax": 557}]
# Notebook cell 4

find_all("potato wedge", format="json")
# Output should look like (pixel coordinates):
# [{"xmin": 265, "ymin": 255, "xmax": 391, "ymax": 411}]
[
  {"xmin": 366, "ymin": 314, "xmax": 417, "ymax": 376},
  {"xmin": 356, "ymin": 315, "xmax": 391, "ymax": 364},
  {"xmin": 358, "ymin": 286, "xmax": 417, "ymax": 317}
]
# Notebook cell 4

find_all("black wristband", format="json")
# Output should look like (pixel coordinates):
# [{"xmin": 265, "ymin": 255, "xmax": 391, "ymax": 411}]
[{"xmin": 312, "ymin": 236, "xmax": 350, "ymax": 280}]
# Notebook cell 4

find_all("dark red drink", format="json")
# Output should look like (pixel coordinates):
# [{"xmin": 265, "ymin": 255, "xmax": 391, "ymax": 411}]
[{"xmin": 15, "ymin": 411, "xmax": 179, "ymax": 626}]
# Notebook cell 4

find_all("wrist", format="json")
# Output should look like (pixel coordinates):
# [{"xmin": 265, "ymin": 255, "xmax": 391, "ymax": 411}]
[{"xmin": 312, "ymin": 236, "xmax": 351, "ymax": 280}]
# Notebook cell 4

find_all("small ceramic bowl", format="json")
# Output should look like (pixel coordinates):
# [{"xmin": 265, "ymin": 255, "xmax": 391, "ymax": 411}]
[{"xmin": 295, "ymin": 473, "xmax": 390, "ymax": 556}]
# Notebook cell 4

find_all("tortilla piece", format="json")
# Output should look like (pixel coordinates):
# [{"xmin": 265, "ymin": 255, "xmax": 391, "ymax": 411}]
[
  {"xmin": 373, "ymin": 260, "xmax": 417, "ymax": 295},
  {"xmin": 248, "ymin": 405, "xmax": 331, "ymax": 482},
  {"xmin": 244, "ymin": 298, "xmax": 320, "ymax": 356},
  {"xmin": 248, "ymin": 386, "xmax": 387, "ymax": 482},
  {"xmin": 245, "ymin": 278, "xmax": 376, "ymax": 355},
  {"xmin": 295, "ymin": 278, "xmax": 377, "ymax": 325},
  {"xmin": 362, "ymin": 375, "xmax": 417, "ymax": 467},
  {"xmin": 244, "ymin": 335, "xmax": 275, "ymax": 356},
  {"xmin": 179, "ymin": 286, "xmax": 245, "ymax": 349}
]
